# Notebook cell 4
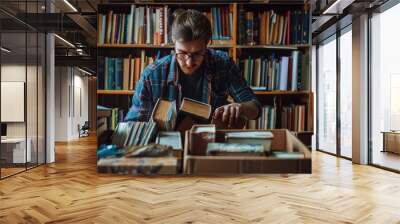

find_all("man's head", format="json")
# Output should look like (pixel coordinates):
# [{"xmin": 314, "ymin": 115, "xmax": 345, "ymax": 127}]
[{"xmin": 172, "ymin": 9, "xmax": 212, "ymax": 75}]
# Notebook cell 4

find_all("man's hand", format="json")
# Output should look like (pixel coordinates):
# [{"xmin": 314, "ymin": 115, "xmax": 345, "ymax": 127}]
[
  {"xmin": 213, "ymin": 101, "xmax": 259, "ymax": 128},
  {"xmin": 213, "ymin": 103, "xmax": 242, "ymax": 128}
]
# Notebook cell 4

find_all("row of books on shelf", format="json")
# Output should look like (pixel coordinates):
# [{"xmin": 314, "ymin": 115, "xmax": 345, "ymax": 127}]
[
  {"xmin": 210, "ymin": 6, "xmax": 233, "ymax": 41},
  {"xmin": 281, "ymin": 104, "xmax": 306, "ymax": 133},
  {"xmin": 248, "ymin": 104, "xmax": 306, "ymax": 132},
  {"xmin": 98, "ymin": 5, "xmax": 233, "ymax": 45},
  {"xmin": 239, "ymin": 51, "xmax": 310, "ymax": 91},
  {"xmin": 238, "ymin": 8, "xmax": 310, "ymax": 45},
  {"xmin": 98, "ymin": 51, "xmax": 160, "ymax": 90},
  {"xmin": 98, "ymin": 5, "xmax": 171, "ymax": 45}
]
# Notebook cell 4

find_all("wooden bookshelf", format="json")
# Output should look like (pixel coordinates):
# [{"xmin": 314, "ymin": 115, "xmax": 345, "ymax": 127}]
[{"xmin": 97, "ymin": 2, "xmax": 314, "ymax": 145}]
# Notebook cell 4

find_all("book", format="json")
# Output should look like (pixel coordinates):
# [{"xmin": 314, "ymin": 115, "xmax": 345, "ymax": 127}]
[
  {"xmin": 272, "ymin": 151, "xmax": 304, "ymax": 159},
  {"xmin": 189, "ymin": 124, "xmax": 216, "ymax": 155},
  {"xmin": 151, "ymin": 98, "xmax": 177, "ymax": 131},
  {"xmin": 206, "ymin": 143, "xmax": 265, "ymax": 156},
  {"xmin": 225, "ymin": 131, "xmax": 274, "ymax": 154},
  {"xmin": 179, "ymin": 98, "xmax": 211, "ymax": 121}
]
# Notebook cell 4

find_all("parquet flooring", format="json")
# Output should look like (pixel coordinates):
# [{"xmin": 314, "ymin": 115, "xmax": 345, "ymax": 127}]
[{"xmin": 1, "ymin": 135, "xmax": 400, "ymax": 223}]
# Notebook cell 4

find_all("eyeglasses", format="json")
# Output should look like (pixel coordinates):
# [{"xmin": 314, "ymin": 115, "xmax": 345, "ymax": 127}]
[{"xmin": 176, "ymin": 51, "xmax": 205, "ymax": 62}]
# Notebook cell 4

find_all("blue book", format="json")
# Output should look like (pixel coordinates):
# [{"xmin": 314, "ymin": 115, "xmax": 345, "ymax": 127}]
[
  {"xmin": 212, "ymin": 8, "xmax": 217, "ymax": 40},
  {"xmin": 107, "ymin": 58, "xmax": 115, "ymax": 90},
  {"xmin": 216, "ymin": 7, "xmax": 221, "ymax": 39},
  {"xmin": 98, "ymin": 57, "xmax": 105, "ymax": 90},
  {"xmin": 302, "ymin": 11, "xmax": 310, "ymax": 44},
  {"xmin": 279, "ymin": 56, "xmax": 289, "ymax": 91},
  {"xmin": 115, "ymin": 58, "xmax": 123, "ymax": 90},
  {"xmin": 101, "ymin": 14, "xmax": 106, "ymax": 44}
]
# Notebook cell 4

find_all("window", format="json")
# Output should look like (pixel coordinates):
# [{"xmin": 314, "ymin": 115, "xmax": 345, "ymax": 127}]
[
  {"xmin": 370, "ymin": 3, "xmax": 400, "ymax": 171},
  {"xmin": 339, "ymin": 28, "xmax": 352, "ymax": 158},
  {"xmin": 317, "ymin": 36, "xmax": 337, "ymax": 154}
]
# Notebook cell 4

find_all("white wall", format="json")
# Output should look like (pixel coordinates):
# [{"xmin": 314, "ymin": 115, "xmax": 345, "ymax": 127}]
[
  {"xmin": 55, "ymin": 66, "xmax": 89, "ymax": 141},
  {"xmin": 1, "ymin": 65, "xmax": 35, "ymax": 137},
  {"xmin": 1, "ymin": 63, "xmax": 46, "ymax": 164}
]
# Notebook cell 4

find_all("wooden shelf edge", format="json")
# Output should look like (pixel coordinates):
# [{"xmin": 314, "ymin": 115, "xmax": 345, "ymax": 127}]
[
  {"xmin": 98, "ymin": 44, "xmax": 174, "ymax": 49},
  {"xmin": 254, "ymin": 91, "xmax": 312, "ymax": 95},
  {"xmin": 291, "ymin": 131, "xmax": 314, "ymax": 134},
  {"xmin": 97, "ymin": 90, "xmax": 134, "ymax": 95},
  {"xmin": 237, "ymin": 44, "xmax": 311, "ymax": 50}
]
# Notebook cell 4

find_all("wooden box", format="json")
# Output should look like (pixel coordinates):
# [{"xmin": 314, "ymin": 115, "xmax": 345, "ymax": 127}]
[{"xmin": 183, "ymin": 129, "xmax": 311, "ymax": 174}]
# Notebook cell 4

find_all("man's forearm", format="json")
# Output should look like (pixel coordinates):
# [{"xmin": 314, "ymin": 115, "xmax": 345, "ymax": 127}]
[{"xmin": 240, "ymin": 100, "xmax": 259, "ymax": 120}]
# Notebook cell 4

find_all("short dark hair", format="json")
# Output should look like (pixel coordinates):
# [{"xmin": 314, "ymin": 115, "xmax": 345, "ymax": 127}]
[{"xmin": 172, "ymin": 9, "xmax": 212, "ymax": 43}]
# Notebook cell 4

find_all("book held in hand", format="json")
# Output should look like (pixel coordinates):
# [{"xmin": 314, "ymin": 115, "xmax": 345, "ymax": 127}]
[
  {"xmin": 176, "ymin": 98, "xmax": 212, "ymax": 132},
  {"xmin": 151, "ymin": 98, "xmax": 177, "ymax": 131}
]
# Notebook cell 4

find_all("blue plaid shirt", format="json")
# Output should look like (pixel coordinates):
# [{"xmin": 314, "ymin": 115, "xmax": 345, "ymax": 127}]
[{"xmin": 125, "ymin": 49, "xmax": 261, "ymax": 121}]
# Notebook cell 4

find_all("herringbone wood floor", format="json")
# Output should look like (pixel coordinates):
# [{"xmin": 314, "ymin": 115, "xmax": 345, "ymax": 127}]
[{"xmin": 1, "ymin": 135, "xmax": 400, "ymax": 224}]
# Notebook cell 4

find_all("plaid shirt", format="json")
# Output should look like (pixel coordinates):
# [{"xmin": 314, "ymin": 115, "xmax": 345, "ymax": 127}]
[{"xmin": 125, "ymin": 49, "xmax": 261, "ymax": 122}]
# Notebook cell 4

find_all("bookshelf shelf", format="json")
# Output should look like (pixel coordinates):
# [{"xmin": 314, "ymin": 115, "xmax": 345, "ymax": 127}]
[
  {"xmin": 98, "ymin": 44, "xmax": 174, "ymax": 49},
  {"xmin": 237, "ymin": 44, "xmax": 311, "ymax": 50},
  {"xmin": 253, "ymin": 91, "xmax": 311, "ymax": 95},
  {"xmin": 97, "ymin": 90, "xmax": 134, "ymax": 95}
]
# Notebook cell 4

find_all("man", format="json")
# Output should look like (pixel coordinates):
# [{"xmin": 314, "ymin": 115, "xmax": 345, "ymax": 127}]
[{"xmin": 125, "ymin": 9, "xmax": 261, "ymax": 127}]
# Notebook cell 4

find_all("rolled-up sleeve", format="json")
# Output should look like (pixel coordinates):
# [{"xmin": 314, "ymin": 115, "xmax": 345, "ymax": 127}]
[
  {"xmin": 124, "ymin": 70, "xmax": 153, "ymax": 122},
  {"xmin": 226, "ymin": 61, "xmax": 262, "ymax": 119}
]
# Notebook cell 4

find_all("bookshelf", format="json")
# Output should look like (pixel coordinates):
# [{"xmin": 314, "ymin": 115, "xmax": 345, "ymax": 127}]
[{"xmin": 96, "ymin": 2, "xmax": 313, "ymax": 147}]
